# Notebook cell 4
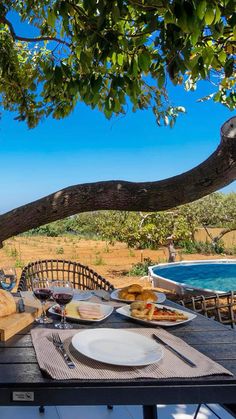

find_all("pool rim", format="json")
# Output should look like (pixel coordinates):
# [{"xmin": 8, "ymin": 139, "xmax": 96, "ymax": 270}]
[{"xmin": 149, "ymin": 259, "xmax": 236, "ymax": 295}]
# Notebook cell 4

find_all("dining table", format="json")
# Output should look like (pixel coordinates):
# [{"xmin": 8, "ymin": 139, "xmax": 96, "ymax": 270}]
[{"xmin": 0, "ymin": 297, "xmax": 236, "ymax": 419}]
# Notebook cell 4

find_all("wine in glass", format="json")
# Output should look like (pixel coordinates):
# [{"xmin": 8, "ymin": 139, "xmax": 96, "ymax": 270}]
[
  {"xmin": 0, "ymin": 267, "xmax": 17, "ymax": 292},
  {"xmin": 52, "ymin": 280, "xmax": 74, "ymax": 329},
  {"xmin": 32, "ymin": 278, "xmax": 53, "ymax": 324}
]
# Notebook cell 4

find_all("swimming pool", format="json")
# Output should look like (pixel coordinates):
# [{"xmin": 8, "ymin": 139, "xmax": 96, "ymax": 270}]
[{"xmin": 149, "ymin": 260, "xmax": 236, "ymax": 295}]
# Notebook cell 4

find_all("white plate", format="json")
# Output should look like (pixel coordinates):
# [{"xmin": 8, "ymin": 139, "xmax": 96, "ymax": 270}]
[
  {"xmin": 111, "ymin": 289, "xmax": 166, "ymax": 304},
  {"xmin": 71, "ymin": 328, "xmax": 163, "ymax": 366},
  {"xmin": 48, "ymin": 301, "xmax": 113, "ymax": 323},
  {"xmin": 116, "ymin": 304, "xmax": 196, "ymax": 327},
  {"xmin": 73, "ymin": 290, "xmax": 93, "ymax": 301}
]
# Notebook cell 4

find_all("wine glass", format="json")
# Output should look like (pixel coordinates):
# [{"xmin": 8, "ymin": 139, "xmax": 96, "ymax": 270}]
[
  {"xmin": 32, "ymin": 278, "xmax": 53, "ymax": 324},
  {"xmin": 0, "ymin": 267, "xmax": 17, "ymax": 291},
  {"xmin": 51, "ymin": 280, "xmax": 74, "ymax": 329}
]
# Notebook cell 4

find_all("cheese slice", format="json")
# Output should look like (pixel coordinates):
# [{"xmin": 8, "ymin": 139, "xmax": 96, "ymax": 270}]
[{"xmin": 65, "ymin": 302, "xmax": 81, "ymax": 319}]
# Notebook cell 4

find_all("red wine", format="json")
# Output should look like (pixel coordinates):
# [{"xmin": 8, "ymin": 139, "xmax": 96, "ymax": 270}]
[
  {"xmin": 34, "ymin": 288, "xmax": 52, "ymax": 302},
  {"xmin": 53, "ymin": 292, "xmax": 73, "ymax": 305}
]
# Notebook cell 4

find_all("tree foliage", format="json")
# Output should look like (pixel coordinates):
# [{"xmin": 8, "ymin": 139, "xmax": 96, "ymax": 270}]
[
  {"xmin": 26, "ymin": 192, "xmax": 236, "ymax": 253},
  {"xmin": 0, "ymin": 0, "xmax": 235, "ymax": 127}
]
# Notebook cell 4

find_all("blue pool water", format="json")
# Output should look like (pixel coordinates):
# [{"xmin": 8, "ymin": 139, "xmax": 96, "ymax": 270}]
[{"xmin": 152, "ymin": 263, "xmax": 236, "ymax": 291}]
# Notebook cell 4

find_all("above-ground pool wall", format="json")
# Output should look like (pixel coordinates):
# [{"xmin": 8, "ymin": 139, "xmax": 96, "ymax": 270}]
[{"xmin": 148, "ymin": 259, "xmax": 234, "ymax": 297}]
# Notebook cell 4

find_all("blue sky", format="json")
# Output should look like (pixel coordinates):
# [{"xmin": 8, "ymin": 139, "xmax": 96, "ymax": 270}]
[
  {"xmin": 0, "ymin": 83, "xmax": 235, "ymax": 214},
  {"xmin": 0, "ymin": 13, "xmax": 235, "ymax": 214}
]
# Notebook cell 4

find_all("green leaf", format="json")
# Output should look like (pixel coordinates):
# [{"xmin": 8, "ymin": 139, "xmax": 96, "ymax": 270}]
[
  {"xmin": 104, "ymin": 107, "xmax": 112, "ymax": 119},
  {"xmin": 47, "ymin": 10, "xmax": 56, "ymax": 28},
  {"xmin": 218, "ymin": 50, "xmax": 227, "ymax": 64},
  {"xmin": 111, "ymin": 52, "xmax": 116, "ymax": 65},
  {"xmin": 132, "ymin": 57, "xmax": 139, "ymax": 77},
  {"xmin": 158, "ymin": 71, "xmax": 165, "ymax": 88},
  {"xmin": 205, "ymin": 7, "xmax": 215, "ymax": 25},
  {"xmin": 196, "ymin": 1, "xmax": 207, "ymax": 20},
  {"xmin": 90, "ymin": 75, "xmax": 103, "ymax": 94},
  {"xmin": 112, "ymin": 5, "xmax": 120, "ymax": 22},
  {"xmin": 190, "ymin": 31, "xmax": 200, "ymax": 46},
  {"xmin": 214, "ymin": 5, "xmax": 221, "ymax": 23},
  {"xmin": 138, "ymin": 51, "xmax": 151, "ymax": 72},
  {"xmin": 117, "ymin": 53, "xmax": 124, "ymax": 66},
  {"xmin": 224, "ymin": 58, "xmax": 234, "ymax": 77}
]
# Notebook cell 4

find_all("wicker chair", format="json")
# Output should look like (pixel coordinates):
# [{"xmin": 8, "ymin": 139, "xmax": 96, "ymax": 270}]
[
  {"xmin": 17, "ymin": 259, "xmax": 114, "ymax": 292},
  {"xmin": 179, "ymin": 291, "xmax": 236, "ymax": 329},
  {"xmin": 18, "ymin": 259, "xmax": 114, "ymax": 415}
]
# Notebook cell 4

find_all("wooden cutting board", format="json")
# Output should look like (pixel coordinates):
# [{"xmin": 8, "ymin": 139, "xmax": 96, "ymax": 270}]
[{"xmin": 0, "ymin": 298, "xmax": 41, "ymax": 341}]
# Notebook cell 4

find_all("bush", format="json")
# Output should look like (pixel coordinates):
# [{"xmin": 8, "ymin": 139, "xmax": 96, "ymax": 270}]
[
  {"xmin": 55, "ymin": 247, "xmax": 64, "ymax": 255},
  {"xmin": 128, "ymin": 257, "xmax": 156, "ymax": 276},
  {"xmin": 178, "ymin": 240, "xmax": 225, "ymax": 255}
]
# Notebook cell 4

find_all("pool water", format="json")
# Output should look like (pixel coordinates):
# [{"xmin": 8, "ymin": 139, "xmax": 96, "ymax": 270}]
[{"xmin": 152, "ymin": 263, "xmax": 236, "ymax": 292}]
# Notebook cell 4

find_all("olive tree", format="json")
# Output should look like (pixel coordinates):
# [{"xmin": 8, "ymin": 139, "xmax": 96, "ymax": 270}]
[{"xmin": 0, "ymin": 1, "xmax": 235, "ymax": 245}]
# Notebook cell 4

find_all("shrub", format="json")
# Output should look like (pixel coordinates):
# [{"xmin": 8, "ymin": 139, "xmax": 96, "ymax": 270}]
[
  {"xmin": 55, "ymin": 247, "xmax": 64, "ymax": 255},
  {"xmin": 179, "ymin": 240, "xmax": 225, "ymax": 255},
  {"xmin": 128, "ymin": 257, "xmax": 156, "ymax": 276},
  {"xmin": 93, "ymin": 255, "xmax": 105, "ymax": 266}
]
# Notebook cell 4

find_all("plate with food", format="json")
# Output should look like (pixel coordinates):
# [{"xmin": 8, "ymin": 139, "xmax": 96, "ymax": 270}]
[
  {"xmin": 111, "ymin": 284, "xmax": 166, "ymax": 304},
  {"xmin": 72, "ymin": 328, "xmax": 163, "ymax": 366},
  {"xmin": 116, "ymin": 302, "xmax": 196, "ymax": 327},
  {"xmin": 48, "ymin": 300, "xmax": 113, "ymax": 323}
]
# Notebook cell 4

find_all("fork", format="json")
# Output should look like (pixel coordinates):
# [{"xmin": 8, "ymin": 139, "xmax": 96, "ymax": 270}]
[{"xmin": 51, "ymin": 332, "xmax": 75, "ymax": 369}]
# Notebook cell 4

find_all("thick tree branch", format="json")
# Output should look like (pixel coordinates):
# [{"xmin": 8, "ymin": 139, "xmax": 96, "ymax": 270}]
[
  {"xmin": 1, "ymin": 17, "xmax": 71, "ymax": 47},
  {"xmin": 203, "ymin": 225, "xmax": 214, "ymax": 242},
  {"xmin": 0, "ymin": 117, "xmax": 235, "ymax": 247},
  {"xmin": 214, "ymin": 227, "xmax": 236, "ymax": 242}
]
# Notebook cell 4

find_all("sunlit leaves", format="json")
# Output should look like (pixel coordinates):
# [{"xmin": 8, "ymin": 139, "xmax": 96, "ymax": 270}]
[{"xmin": 0, "ymin": 0, "xmax": 235, "ymax": 128}]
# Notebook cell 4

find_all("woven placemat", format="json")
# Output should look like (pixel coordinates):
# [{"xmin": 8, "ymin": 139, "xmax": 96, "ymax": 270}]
[{"xmin": 31, "ymin": 327, "xmax": 233, "ymax": 380}]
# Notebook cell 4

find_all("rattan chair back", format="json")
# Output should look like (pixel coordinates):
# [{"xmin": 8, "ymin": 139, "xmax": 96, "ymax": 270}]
[
  {"xmin": 179, "ymin": 291, "xmax": 236, "ymax": 328},
  {"xmin": 18, "ymin": 259, "xmax": 114, "ymax": 292}
]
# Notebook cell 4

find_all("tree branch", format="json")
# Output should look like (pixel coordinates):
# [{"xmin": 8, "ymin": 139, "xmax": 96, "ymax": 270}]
[
  {"xmin": 214, "ymin": 227, "xmax": 236, "ymax": 242},
  {"xmin": 0, "ymin": 116, "xmax": 235, "ymax": 247},
  {"xmin": 1, "ymin": 17, "xmax": 71, "ymax": 48}
]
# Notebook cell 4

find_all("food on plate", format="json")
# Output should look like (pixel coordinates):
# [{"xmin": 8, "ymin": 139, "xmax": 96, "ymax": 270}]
[
  {"xmin": 130, "ymin": 302, "xmax": 188, "ymax": 322},
  {"xmin": 78, "ymin": 303, "xmax": 104, "ymax": 320},
  {"xmin": 127, "ymin": 284, "xmax": 143, "ymax": 293},
  {"xmin": 0, "ymin": 289, "xmax": 16, "ymax": 317},
  {"xmin": 53, "ymin": 302, "xmax": 79, "ymax": 318},
  {"xmin": 137, "ymin": 290, "xmax": 157, "ymax": 302},
  {"xmin": 53, "ymin": 302, "xmax": 104, "ymax": 320},
  {"xmin": 118, "ymin": 284, "xmax": 157, "ymax": 302}
]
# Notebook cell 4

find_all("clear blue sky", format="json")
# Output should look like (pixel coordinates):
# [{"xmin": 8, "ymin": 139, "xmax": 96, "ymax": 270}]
[
  {"xmin": 0, "ymin": 84, "xmax": 235, "ymax": 214},
  {"xmin": 0, "ymin": 13, "xmax": 235, "ymax": 214}
]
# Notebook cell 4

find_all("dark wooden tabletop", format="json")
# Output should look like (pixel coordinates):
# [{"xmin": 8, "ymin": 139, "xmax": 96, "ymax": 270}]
[{"xmin": 0, "ymin": 300, "xmax": 236, "ymax": 408}]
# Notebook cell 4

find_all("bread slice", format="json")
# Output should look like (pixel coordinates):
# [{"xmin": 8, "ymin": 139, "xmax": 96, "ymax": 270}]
[{"xmin": 0, "ymin": 290, "xmax": 16, "ymax": 317}]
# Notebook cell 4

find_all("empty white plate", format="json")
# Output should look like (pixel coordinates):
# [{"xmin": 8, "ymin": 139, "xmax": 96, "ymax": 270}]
[{"xmin": 71, "ymin": 328, "xmax": 163, "ymax": 366}]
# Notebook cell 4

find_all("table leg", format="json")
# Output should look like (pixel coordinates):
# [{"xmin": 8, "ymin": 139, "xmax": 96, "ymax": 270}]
[{"xmin": 142, "ymin": 405, "xmax": 158, "ymax": 419}]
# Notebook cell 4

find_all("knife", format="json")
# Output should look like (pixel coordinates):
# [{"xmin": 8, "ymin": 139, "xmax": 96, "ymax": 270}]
[{"xmin": 152, "ymin": 333, "xmax": 197, "ymax": 367}]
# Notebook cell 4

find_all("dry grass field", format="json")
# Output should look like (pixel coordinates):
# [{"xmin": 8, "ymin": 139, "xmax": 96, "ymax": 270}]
[{"xmin": 1, "ymin": 235, "xmax": 235, "ymax": 290}]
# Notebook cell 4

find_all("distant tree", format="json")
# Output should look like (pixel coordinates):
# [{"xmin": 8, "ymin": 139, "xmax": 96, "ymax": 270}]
[{"xmin": 193, "ymin": 192, "xmax": 236, "ymax": 250}]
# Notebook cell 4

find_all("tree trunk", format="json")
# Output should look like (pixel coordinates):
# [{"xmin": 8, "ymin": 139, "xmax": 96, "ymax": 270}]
[{"xmin": 0, "ymin": 117, "xmax": 235, "ymax": 246}]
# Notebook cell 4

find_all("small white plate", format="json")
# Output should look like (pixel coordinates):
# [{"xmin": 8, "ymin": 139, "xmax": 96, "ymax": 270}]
[
  {"xmin": 110, "ymin": 289, "xmax": 166, "ymax": 304},
  {"xmin": 48, "ymin": 301, "xmax": 113, "ymax": 323},
  {"xmin": 73, "ymin": 291, "xmax": 93, "ymax": 301},
  {"xmin": 116, "ymin": 304, "xmax": 196, "ymax": 327},
  {"xmin": 71, "ymin": 328, "xmax": 163, "ymax": 366}
]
